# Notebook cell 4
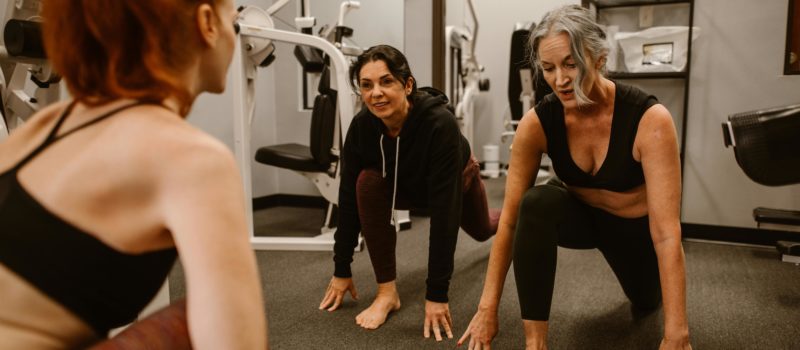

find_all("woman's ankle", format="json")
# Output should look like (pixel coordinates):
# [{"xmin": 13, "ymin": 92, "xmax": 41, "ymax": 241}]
[
  {"xmin": 522, "ymin": 320, "xmax": 548, "ymax": 349},
  {"xmin": 375, "ymin": 281, "xmax": 398, "ymax": 296}
]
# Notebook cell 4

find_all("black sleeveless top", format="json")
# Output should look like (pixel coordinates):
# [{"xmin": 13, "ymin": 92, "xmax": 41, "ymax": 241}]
[
  {"xmin": 535, "ymin": 82, "xmax": 659, "ymax": 192},
  {"xmin": 0, "ymin": 102, "xmax": 177, "ymax": 336}
]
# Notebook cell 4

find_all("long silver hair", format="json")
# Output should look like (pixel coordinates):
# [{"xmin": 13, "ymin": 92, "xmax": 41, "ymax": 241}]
[{"xmin": 529, "ymin": 5, "xmax": 608, "ymax": 106}]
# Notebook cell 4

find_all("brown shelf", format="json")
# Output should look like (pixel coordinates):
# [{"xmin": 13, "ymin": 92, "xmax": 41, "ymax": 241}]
[
  {"xmin": 587, "ymin": 0, "xmax": 691, "ymax": 10},
  {"xmin": 608, "ymin": 71, "xmax": 688, "ymax": 79}
]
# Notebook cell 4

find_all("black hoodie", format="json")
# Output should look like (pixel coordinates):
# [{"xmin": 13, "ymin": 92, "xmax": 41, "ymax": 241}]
[{"xmin": 333, "ymin": 87, "xmax": 471, "ymax": 302}]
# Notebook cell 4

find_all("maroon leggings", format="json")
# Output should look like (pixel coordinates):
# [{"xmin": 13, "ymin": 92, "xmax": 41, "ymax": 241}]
[
  {"xmin": 90, "ymin": 300, "xmax": 191, "ymax": 350},
  {"xmin": 356, "ymin": 156, "xmax": 498, "ymax": 283}
]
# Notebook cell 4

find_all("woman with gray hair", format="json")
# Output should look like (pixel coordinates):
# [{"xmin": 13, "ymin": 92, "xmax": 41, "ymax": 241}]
[{"xmin": 458, "ymin": 5, "xmax": 690, "ymax": 350}]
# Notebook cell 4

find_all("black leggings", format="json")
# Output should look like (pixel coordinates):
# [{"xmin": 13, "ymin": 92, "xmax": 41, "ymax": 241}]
[{"xmin": 512, "ymin": 180, "xmax": 661, "ymax": 321}]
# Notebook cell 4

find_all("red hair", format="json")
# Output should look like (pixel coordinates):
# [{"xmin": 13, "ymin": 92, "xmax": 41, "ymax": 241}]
[{"xmin": 41, "ymin": 0, "xmax": 217, "ymax": 116}]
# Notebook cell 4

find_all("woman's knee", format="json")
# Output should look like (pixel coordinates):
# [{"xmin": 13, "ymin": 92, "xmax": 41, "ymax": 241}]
[
  {"xmin": 513, "ymin": 185, "xmax": 568, "ymax": 253},
  {"xmin": 356, "ymin": 169, "xmax": 391, "ymax": 203},
  {"xmin": 517, "ymin": 185, "xmax": 567, "ymax": 219},
  {"xmin": 355, "ymin": 169, "xmax": 392, "ymax": 221},
  {"xmin": 356, "ymin": 169, "xmax": 385, "ymax": 192}
]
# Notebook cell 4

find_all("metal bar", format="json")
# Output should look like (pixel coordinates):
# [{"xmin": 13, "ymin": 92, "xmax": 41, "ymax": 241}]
[
  {"xmin": 679, "ymin": 0, "xmax": 694, "ymax": 169},
  {"xmin": 233, "ymin": 24, "xmax": 356, "ymax": 250}
]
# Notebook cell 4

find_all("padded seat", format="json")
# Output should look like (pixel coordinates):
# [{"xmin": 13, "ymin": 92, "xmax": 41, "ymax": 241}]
[
  {"xmin": 723, "ymin": 104, "xmax": 800, "ymax": 186},
  {"xmin": 753, "ymin": 207, "xmax": 800, "ymax": 226},
  {"xmin": 255, "ymin": 67, "xmax": 337, "ymax": 175},
  {"xmin": 255, "ymin": 143, "xmax": 326, "ymax": 173}
]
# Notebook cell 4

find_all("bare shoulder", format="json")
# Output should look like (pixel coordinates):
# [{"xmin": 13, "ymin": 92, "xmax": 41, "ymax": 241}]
[
  {"xmin": 4, "ymin": 100, "xmax": 71, "ymax": 136},
  {"xmin": 639, "ymin": 103, "xmax": 676, "ymax": 134},
  {"xmin": 26, "ymin": 100, "xmax": 73, "ymax": 126},
  {"xmin": 136, "ymin": 106, "xmax": 229, "ymax": 152},
  {"xmin": 518, "ymin": 107, "xmax": 543, "ymax": 129},
  {"xmin": 116, "ymin": 105, "xmax": 237, "ymax": 180},
  {"xmin": 635, "ymin": 103, "xmax": 678, "ymax": 159},
  {"xmin": 0, "ymin": 101, "xmax": 72, "ymax": 166},
  {"xmin": 515, "ymin": 108, "xmax": 547, "ymax": 154}
]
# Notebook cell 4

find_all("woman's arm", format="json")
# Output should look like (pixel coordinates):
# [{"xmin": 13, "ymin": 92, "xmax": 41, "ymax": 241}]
[
  {"xmin": 332, "ymin": 118, "xmax": 363, "ymax": 280},
  {"xmin": 479, "ymin": 109, "xmax": 546, "ymax": 311},
  {"xmin": 636, "ymin": 104, "xmax": 690, "ymax": 349},
  {"xmin": 459, "ymin": 109, "xmax": 546, "ymax": 347},
  {"xmin": 158, "ymin": 135, "xmax": 267, "ymax": 350},
  {"xmin": 425, "ymin": 117, "xmax": 465, "ymax": 303},
  {"xmin": 322, "ymin": 120, "xmax": 363, "ymax": 312}
]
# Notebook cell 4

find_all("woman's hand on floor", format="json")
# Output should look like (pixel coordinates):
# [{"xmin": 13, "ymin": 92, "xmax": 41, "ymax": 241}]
[
  {"xmin": 319, "ymin": 276, "xmax": 358, "ymax": 312},
  {"xmin": 457, "ymin": 307, "xmax": 498, "ymax": 349},
  {"xmin": 424, "ymin": 300, "xmax": 453, "ymax": 341}
]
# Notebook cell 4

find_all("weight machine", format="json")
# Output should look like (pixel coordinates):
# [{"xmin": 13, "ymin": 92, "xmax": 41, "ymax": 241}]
[
  {"xmin": 233, "ymin": 1, "xmax": 408, "ymax": 251},
  {"xmin": 0, "ymin": 0, "xmax": 60, "ymax": 141}
]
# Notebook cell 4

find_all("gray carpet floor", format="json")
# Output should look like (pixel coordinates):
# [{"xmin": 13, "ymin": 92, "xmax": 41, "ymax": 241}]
[{"xmin": 169, "ymin": 178, "xmax": 800, "ymax": 349}]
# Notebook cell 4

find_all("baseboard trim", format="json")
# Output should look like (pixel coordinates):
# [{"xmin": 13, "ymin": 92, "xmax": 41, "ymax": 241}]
[
  {"xmin": 682, "ymin": 223, "xmax": 800, "ymax": 246},
  {"xmin": 252, "ymin": 194, "xmax": 328, "ymax": 211}
]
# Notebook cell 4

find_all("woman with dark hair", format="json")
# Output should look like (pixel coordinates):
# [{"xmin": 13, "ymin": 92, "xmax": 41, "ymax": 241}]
[
  {"xmin": 459, "ymin": 5, "xmax": 691, "ymax": 350},
  {"xmin": 0, "ymin": 0, "xmax": 266, "ymax": 348},
  {"xmin": 318, "ymin": 44, "xmax": 499, "ymax": 340}
]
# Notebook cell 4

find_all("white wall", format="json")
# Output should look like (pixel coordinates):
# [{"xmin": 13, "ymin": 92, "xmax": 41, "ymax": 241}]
[
  {"xmin": 445, "ymin": 0, "xmax": 578, "ymax": 163},
  {"xmin": 404, "ymin": 0, "xmax": 433, "ymax": 88},
  {"xmin": 682, "ymin": 0, "xmax": 800, "ymax": 227}
]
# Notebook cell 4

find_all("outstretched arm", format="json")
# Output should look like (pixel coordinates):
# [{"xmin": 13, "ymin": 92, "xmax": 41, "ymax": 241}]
[
  {"xmin": 159, "ymin": 137, "xmax": 267, "ymax": 350},
  {"xmin": 459, "ymin": 109, "xmax": 546, "ymax": 349},
  {"xmin": 636, "ymin": 104, "xmax": 691, "ymax": 350},
  {"xmin": 324, "ymin": 120, "xmax": 363, "ymax": 312}
]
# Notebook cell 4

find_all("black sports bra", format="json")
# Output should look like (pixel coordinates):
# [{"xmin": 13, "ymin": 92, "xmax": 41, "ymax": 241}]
[
  {"xmin": 535, "ymin": 82, "xmax": 659, "ymax": 192},
  {"xmin": 0, "ymin": 101, "xmax": 177, "ymax": 336}
]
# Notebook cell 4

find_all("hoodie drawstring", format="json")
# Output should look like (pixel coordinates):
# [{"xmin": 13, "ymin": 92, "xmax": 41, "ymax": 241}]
[
  {"xmin": 380, "ymin": 134, "xmax": 387, "ymax": 178},
  {"xmin": 379, "ymin": 134, "xmax": 401, "ymax": 232},
  {"xmin": 391, "ymin": 136, "xmax": 400, "ymax": 232}
]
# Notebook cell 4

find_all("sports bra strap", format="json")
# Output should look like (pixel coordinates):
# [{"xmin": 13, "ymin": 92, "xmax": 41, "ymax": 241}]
[
  {"xmin": 12, "ymin": 101, "xmax": 150, "ymax": 171},
  {"xmin": 43, "ymin": 100, "xmax": 78, "ymax": 142}
]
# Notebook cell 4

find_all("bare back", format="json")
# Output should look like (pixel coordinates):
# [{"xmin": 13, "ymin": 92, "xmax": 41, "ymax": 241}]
[
  {"xmin": 0, "ymin": 99, "xmax": 231, "ymax": 346},
  {"xmin": 0, "ymin": 100, "xmax": 188, "ymax": 252}
]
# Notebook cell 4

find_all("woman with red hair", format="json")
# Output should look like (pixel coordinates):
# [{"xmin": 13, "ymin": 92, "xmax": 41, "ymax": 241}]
[{"xmin": 0, "ymin": 0, "xmax": 267, "ymax": 348}]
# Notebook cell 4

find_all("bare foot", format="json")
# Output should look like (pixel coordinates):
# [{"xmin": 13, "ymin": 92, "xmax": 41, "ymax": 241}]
[{"xmin": 355, "ymin": 282, "xmax": 401, "ymax": 330}]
